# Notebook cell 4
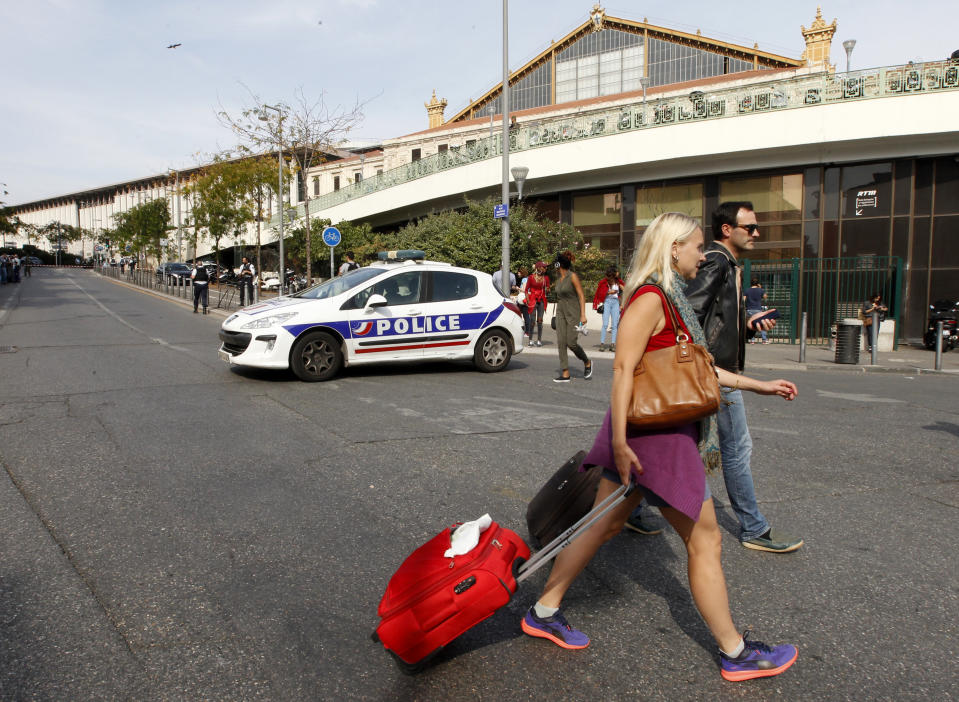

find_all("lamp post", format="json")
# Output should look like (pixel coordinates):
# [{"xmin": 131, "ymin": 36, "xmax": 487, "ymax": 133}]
[
  {"xmin": 170, "ymin": 170, "xmax": 182, "ymax": 262},
  {"xmin": 843, "ymin": 39, "xmax": 856, "ymax": 72},
  {"xmin": 499, "ymin": 0, "xmax": 511, "ymax": 302},
  {"xmin": 640, "ymin": 76, "xmax": 650, "ymax": 124},
  {"xmin": 259, "ymin": 104, "xmax": 286, "ymax": 296}
]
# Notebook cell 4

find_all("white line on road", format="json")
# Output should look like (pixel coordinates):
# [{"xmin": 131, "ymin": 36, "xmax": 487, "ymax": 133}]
[
  {"xmin": 472, "ymin": 396, "xmax": 608, "ymax": 415},
  {"xmin": 816, "ymin": 389, "xmax": 905, "ymax": 404}
]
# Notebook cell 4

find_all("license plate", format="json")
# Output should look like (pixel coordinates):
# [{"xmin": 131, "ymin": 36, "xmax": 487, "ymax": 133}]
[{"xmin": 218, "ymin": 349, "xmax": 231, "ymax": 362}]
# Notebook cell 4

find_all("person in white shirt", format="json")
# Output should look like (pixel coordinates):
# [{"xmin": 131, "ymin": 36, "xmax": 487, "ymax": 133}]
[
  {"xmin": 190, "ymin": 261, "xmax": 210, "ymax": 313},
  {"xmin": 338, "ymin": 251, "xmax": 359, "ymax": 276},
  {"xmin": 238, "ymin": 257, "xmax": 256, "ymax": 305}
]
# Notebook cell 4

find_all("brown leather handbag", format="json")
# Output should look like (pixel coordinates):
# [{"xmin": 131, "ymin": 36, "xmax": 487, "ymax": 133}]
[{"xmin": 627, "ymin": 286, "xmax": 721, "ymax": 430}]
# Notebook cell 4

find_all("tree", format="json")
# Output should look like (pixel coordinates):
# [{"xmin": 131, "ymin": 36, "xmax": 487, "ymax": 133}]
[
  {"xmin": 0, "ymin": 182, "xmax": 18, "ymax": 239},
  {"xmin": 285, "ymin": 217, "xmax": 376, "ymax": 277},
  {"xmin": 112, "ymin": 199, "xmax": 171, "ymax": 263},
  {"xmin": 218, "ymin": 87, "xmax": 364, "ymax": 282}
]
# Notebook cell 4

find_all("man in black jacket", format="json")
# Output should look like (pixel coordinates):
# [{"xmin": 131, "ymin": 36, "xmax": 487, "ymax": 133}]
[{"xmin": 685, "ymin": 201, "xmax": 803, "ymax": 553}]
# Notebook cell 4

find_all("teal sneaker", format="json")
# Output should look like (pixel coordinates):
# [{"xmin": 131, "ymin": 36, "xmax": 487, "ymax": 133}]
[{"xmin": 742, "ymin": 529, "xmax": 803, "ymax": 553}]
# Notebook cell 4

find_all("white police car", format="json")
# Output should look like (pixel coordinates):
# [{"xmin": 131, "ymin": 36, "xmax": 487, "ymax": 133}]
[{"xmin": 218, "ymin": 250, "xmax": 526, "ymax": 381}]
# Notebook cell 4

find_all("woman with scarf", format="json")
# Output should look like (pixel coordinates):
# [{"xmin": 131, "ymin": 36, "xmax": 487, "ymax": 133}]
[{"xmin": 520, "ymin": 213, "xmax": 800, "ymax": 682}]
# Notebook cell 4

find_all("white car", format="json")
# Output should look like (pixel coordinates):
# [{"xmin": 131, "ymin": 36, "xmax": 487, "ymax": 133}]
[{"xmin": 218, "ymin": 251, "xmax": 526, "ymax": 381}]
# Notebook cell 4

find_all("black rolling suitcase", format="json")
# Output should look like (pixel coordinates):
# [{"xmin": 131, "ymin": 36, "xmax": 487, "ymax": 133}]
[{"xmin": 525, "ymin": 451, "xmax": 603, "ymax": 547}]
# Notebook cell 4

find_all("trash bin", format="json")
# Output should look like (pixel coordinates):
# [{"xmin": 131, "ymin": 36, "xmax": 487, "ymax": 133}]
[{"xmin": 835, "ymin": 319, "xmax": 862, "ymax": 364}]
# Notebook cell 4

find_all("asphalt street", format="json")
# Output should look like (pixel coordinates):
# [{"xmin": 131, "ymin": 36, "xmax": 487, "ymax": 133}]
[{"xmin": 0, "ymin": 268, "xmax": 956, "ymax": 701}]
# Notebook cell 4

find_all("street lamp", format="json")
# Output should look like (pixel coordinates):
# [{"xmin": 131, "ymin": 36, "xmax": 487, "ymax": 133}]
[
  {"xmin": 169, "ymin": 170, "xmax": 182, "ymax": 261},
  {"xmin": 499, "ymin": 0, "xmax": 511, "ymax": 303},
  {"xmin": 259, "ymin": 104, "xmax": 286, "ymax": 296},
  {"xmin": 640, "ymin": 76, "xmax": 650, "ymax": 123},
  {"xmin": 843, "ymin": 39, "xmax": 856, "ymax": 72},
  {"xmin": 511, "ymin": 166, "xmax": 529, "ymax": 200}
]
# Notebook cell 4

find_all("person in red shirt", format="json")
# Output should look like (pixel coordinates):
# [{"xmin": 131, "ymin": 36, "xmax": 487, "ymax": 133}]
[{"xmin": 524, "ymin": 261, "xmax": 550, "ymax": 347}]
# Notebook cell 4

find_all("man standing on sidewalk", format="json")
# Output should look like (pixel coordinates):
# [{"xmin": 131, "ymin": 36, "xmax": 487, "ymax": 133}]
[
  {"xmin": 238, "ymin": 257, "xmax": 256, "ymax": 306},
  {"xmin": 684, "ymin": 201, "xmax": 803, "ymax": 553}
]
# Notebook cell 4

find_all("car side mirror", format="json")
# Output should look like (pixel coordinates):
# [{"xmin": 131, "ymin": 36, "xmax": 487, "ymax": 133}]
[{"xmin": 366, "ymin": 293, "xmax": 388, "ymax": 309}]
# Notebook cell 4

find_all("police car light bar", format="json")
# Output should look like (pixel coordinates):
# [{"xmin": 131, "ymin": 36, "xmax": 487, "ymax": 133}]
[{"xmin": 377, "ymin": 250, "xmax": 426, "ymax": 262}]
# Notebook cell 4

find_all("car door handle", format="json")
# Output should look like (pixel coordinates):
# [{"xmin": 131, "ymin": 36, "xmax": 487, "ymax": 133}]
[{"xmin": 408, "ymin": 309, "xmax": 423, "ymax": 316}]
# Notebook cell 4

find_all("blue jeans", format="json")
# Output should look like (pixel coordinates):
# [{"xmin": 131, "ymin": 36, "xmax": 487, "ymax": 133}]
[
  {"xmin": 601, "ymin": 296, "xmax": 620, "ymax": 344},
  {"xmin": 747, "ymin": 308, "xmax": 767, "ymax": 342},
  {"xmin": 716, "ymin": 386, "xmax": 769, "ymax": 542}
]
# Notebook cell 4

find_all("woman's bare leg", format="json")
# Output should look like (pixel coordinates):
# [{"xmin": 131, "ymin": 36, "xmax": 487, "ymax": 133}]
[
  {"xmin": 538, "ymin": 478, "xmax": 643, "ymax": 607},
  {"xmin": 659, "ymin": 498, "xmax": 741, "ymax": 652}
]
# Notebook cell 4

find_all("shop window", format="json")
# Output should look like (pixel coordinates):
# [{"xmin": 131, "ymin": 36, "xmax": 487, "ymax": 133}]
[
  {"xmin": 841, "ymin": 163, "xmax": 891, "ymax": 219},
  {"xmin": 313, "ymin": 177, "xmax": 319, "ymax": 197},
  {"xmin": 894, "ymin": 160, "xmax": 912, "ymax": 216},
  {"xmin": 803, "ymin": 167, "xmax": 821, "ymax": 220},
  {"xmin": 840, "ymin": 218, "xmax": 890, "ymax": 258},
  {"xmin": 743, "ymin": 223, "xmax": 802, "ymax": 262},
  {"xmin": 635, "ymin": 182, "xmax": 703, "ymax": 228},
  {"xmin": 333, "ymin": 176, "xmax": 340, "ymax": 192},
  {"xmin": 412, "ymin": 148, "xmax": 421, "ymax": 162},
  {"xmin": 933, "ymin": 157, "xmax": 959, "ymax": 215},
  {"xmin": 932, "ymin": 215, "xmax": 959, "ymax": 267},
  {"xmin": 719, "ymin": 174, "xmax": 802, "ymax": 221},
  {"xmin": 891, "ymin": 217, "xmax": 910, "ymax": 261},
  {"xmin": 572, "ymin": 192, "xmax": 621, "ymax": 230},
  {"xmin": 438, "ymin": 144, "xmax": 448, "ymax": 153},
  {"xmin": 354, "ymin": 172, "xmax": 362, "ymax": 184}
]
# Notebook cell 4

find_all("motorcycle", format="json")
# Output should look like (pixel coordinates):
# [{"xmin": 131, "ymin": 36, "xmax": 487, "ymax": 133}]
[
  {"xmin": 923, "ymin": 299, "xmax": 959, "ymax": 352},
  {"xmin": 261, "ymin": 268, "xmax": 308, "ymax": 293}
]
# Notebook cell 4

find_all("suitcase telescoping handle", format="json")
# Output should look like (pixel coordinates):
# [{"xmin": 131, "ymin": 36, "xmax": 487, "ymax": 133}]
[{"xmin": 516, "ymin": 481, "xmax": 635, "ymax": 583}]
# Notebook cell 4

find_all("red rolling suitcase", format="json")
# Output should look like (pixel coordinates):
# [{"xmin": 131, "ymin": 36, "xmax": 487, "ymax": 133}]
[{"xmin": 373, "ymin": 483, "xmax": 633, "ymax": 673}]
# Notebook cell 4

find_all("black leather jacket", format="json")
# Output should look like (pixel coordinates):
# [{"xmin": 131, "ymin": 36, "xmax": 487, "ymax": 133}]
[{"xmin": 684, "ymin": 242, "xmax": 746, "ymax": 373}]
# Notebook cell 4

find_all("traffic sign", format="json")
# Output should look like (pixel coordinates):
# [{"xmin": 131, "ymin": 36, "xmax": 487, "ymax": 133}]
[
  {"xmin": 322, "ymin": 226, "xmax": 342, "ymax": 247},
  {"xmin": 493, "ymin": 204, "xmax": 509, "ymax": 219},
  {"xmin": 95, "ymin": 245, "xmax": 104, "ymax": 251}
]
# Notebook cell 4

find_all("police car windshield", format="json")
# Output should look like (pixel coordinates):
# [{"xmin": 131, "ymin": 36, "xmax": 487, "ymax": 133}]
[{"xmin": 293, "ymin": 267, "xmax": 383, "ymax": 300}]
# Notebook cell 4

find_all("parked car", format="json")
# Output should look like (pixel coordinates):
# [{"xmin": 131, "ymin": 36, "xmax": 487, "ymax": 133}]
[
  {"xmin": 218, "ymin": 250, "xmax": 525, "ymax": 381},
  {"xmin": 156, "ymin": 262, "xmax": 193, "ymax": 285}
]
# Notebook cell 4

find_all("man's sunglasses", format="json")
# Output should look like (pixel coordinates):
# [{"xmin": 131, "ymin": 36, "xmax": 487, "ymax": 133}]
[{"xmin": 739, "ymin": 224, "xmax": 760, "ymax": 234}]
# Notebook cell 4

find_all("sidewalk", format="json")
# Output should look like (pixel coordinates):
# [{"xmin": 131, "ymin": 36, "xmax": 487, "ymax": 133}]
[{"xmin": 523, "ymin": 308, "xmax": 959, "ymax": 375}]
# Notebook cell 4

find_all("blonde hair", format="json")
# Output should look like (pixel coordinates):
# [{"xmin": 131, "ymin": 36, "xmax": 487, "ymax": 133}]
[{"xmin": 622, "ymin": 212, "xmax": 702, "ymax": 307}]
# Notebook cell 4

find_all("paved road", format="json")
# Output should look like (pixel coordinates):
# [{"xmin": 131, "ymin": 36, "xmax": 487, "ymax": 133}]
[{"xmin": 1, "ymin": 269, "xmax": 956, "ymax": 700}]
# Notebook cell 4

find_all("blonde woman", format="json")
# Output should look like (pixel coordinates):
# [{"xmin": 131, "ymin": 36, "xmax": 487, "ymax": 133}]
[{"xmin": 521, "ymin": 213, "xmax": 800, "ymax": 682}]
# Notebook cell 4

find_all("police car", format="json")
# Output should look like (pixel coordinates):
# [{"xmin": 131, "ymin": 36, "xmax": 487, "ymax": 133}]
[{"xmin": 218, "ymin": 250, "xmax": 526, "ymax": 381}]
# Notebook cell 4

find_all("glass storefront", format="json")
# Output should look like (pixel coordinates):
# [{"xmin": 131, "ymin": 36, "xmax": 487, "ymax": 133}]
[
  {"xmin": 573, "ymin": 191, "xmax": 621, "ymax": 254},
  {"xmin": 562, "ymin": 156, "xmax": 959, "ymax": 340},
  {"xmin": 719, "ymin": 174, "xmax": 803, "ymax": 261}
]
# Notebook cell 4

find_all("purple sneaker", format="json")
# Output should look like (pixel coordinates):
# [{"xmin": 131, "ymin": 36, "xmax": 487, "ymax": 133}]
[
  {"xmin": 521, "ymin": 607, "xmax": 590, "ymax": 649},
  {"xmin": 720, "ymin": 630, "xmax": 798, "ymax": 681}
]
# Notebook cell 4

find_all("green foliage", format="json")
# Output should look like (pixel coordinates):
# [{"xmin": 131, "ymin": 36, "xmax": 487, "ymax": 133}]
[
  {"xmin": 112, "ymin": 198, "xmax": 171, "ymax": 260},
  {"xmin": 284, "ymin": 216, "xmax": 377, "ymax": 276},
  {"xmin": 382, "ymin": 196, "xmax": 585, "ymax": 276}
]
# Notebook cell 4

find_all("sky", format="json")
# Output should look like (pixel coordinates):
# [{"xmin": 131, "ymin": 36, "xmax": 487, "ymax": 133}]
[{"xmin": 2, "ymin": 0, "xmax": 956, "ymax": 206}]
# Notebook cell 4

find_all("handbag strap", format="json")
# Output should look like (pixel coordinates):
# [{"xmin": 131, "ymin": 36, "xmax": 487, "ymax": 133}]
[{"xmin": 633, "ymin": 283, "xmax": 689, "ymax": 344}]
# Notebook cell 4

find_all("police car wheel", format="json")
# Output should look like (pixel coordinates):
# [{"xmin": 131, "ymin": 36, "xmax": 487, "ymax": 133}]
[
  {"xmin": 474, "ymin": 329, "xmax": 512, "ymax": 373},
  {"xmin": 291, "ymin": 331, "xmax": 343, "ymax": 382}
]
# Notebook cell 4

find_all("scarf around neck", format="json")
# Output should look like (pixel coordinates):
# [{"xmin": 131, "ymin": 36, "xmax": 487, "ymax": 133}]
[{"xmin": 647, "ymin": 273, "xmax": 722, "ymax": 473}]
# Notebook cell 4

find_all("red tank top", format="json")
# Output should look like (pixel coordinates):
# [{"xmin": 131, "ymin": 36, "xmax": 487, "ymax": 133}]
[{"xmin": 627, "ymin": 284, "xmax": 690, "ymax": 351}]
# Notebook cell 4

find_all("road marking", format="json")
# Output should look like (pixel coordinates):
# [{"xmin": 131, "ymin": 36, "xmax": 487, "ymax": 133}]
[
  {"xmin": 816, "ymin": 389, "xmax": 905, "ymax": 404},
  {"xmin": 472, "ymin": 395, "xmax": 607, "ymax": 416},
  {"xmin": 750, "ymin": 426, "xmax": 801, "ymax": 435},
  {"xmin": 68, "ymin": 277, "xmax": 192, "ymax": 355}
]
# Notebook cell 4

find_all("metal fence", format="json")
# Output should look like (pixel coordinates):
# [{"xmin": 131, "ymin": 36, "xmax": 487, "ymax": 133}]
[
  {"xmin": 95, "ymin": 265, "xmax": 260, "ymax": 311},
  {"xmin": 742, "ymin": 256, "xmax": 903, "ymax": 348}
]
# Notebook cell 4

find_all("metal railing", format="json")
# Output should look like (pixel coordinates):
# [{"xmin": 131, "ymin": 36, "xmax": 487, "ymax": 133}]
[
  {"xmin": 743, "ymin": 256, "xmax": 903, "ymax": 348},
  {"xmin": 95, "ymin": 265, "xmax": 263, "ymax": 311},
  {"xmin": 273, "ymin": 59, "xmax": 959, "ymax": 224}
]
